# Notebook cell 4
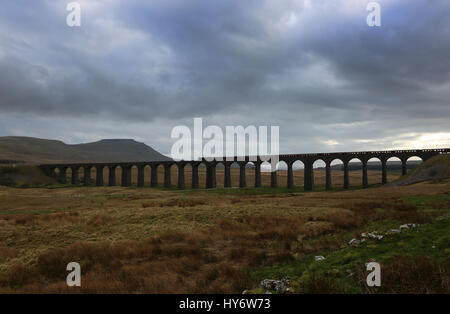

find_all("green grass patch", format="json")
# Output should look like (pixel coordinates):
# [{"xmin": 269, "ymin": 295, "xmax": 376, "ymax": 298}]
[
  {"xmin": 402, "ymin": 194, "xmax": 450, "ymax": 207},
  {"xmin": 247, "ymin": 216, "xmax": 450, "ymax": 293}
]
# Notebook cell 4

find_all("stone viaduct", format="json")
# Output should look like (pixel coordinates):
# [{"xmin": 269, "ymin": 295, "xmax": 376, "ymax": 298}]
[{"xmin": 39, "ymin": 148, "xmax": 450, "ymax": 191}]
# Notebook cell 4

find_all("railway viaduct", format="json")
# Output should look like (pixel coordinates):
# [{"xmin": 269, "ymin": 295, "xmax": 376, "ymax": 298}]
[{"xmin": 39, "ymin": 148, "xmax": 450, "ymax": 191}]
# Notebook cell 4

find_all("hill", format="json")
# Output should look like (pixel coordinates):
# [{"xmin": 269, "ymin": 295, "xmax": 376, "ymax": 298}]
[
  {"xmin": 389, "ymin": 154, "xmax": 450, "ymax": 186},
  {"xmin": 0, "ymin": 136, "xmax": 171, "ymax": 164}
]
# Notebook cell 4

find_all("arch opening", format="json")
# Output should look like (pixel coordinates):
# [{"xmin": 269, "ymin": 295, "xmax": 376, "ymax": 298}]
[
  {"xmin": 292, "ymin": 160, "xmax": 304, "ymax": 189},
  {"xmin": 276, "ymin": 161, "xmax": 288, "ymax": 188},
  {"xmin": 347, "ymin": 158, "xmax": 363, "ymax": 187},
  {"xmin": 386, "ymin": 156, "xmax": 402, "ymax": 182},
  {"xmin": 260, "ymin": 161, "xmax": 272, "ymax": 187},
  {"xmin": 406, "ymin": 156, "xmax": 423, "ymax": 175},
  {"xmin": 367, "ymin": 157, "xmax": 382, "ymax": 186},
  {"xmin": 313, "ymin": 159, "xmax": 326, "ymax": 189}
]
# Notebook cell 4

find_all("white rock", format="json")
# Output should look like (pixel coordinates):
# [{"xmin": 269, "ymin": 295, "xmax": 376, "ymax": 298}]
[
  {"xmin": 361, "ymin": 233, "xmax": 368, "ymax": 238},
  {"xmin": 399, "ymin": 224, "xmax": 409, "ymax": 230},
  {"xmin": 348, "ymin": 238, "xmax": 360, "ymax": 245},
  {"xmin": 260, "ymin": 278, "xmax": 289, "ymax": 294},
  {"xmin": 315, "ymin": 255, "xmax": 325, "ymax": 261},
  {"xmin": 390, "ymin": 229, "xmax": 401, "ymax": 233}
]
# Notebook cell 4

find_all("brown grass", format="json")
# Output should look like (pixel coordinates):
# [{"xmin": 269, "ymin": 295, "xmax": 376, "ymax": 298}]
[
  {"xmin": 87, "ymin": 215, "xmax": 113, "ymax": 226},
  {"xmin": 0, "ymin": 246, "xmax": 18, "ymax": 262},
  {"xmin": 358, "ymin": 255, "xmax": 450, "ymax": 294},
  {"xmin": 0, "ymin": 170, "xmax": 448, "ymax": 293},
  {"xmin": 0, "ymin": 212, "xmax": 340, "ymax": 293}
]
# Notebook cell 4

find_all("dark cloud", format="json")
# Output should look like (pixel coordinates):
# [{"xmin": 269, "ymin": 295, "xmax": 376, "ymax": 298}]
[{"xmin": 0, "ymin": 0, "xmax": 449, "ymax": 154}]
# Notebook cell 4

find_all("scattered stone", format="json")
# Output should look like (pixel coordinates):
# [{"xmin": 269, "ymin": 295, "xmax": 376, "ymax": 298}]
[
  {"xmin": 260, "ymin": 278, "xmax": 290, "ymax": 294},
  {"xmin": 315, "ymin": 255, "xmax": 325, "ymax": 262},
  {"xmin": 390, "ymin": 229, "xmax": 401, "ymax": 233},
  {"xmin": 348, "ymin": 238, "xmax": 360, "ymax": 245},
  {"xmin": 242, "ymin": 290, "xmax": 248, "ymax": 294},
  {"xmin": 361, "ymin": 233, "xmax": 368, "ymax": 238}
]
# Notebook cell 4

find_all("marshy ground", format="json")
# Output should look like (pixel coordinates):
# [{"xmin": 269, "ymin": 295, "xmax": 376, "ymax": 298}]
[{"xmin": 0, "ymin": 168, "xmax": 448, "ymax": 293}]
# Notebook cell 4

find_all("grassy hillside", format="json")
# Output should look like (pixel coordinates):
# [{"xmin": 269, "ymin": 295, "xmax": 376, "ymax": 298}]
[
  {"xmin": 390, "ymin": 154, "xmax": 450, "ymax": 186},
  {"xmin": 0, "ymin": 136, "xmax": 171, "ymax": 164},
  {"xmin": 0, "ymin": 166, "xmax": 55, "ymax": 188}
]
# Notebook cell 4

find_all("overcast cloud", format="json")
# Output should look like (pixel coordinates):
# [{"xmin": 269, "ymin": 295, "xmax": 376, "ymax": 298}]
[{"xmin": 0, "ymin": 0, "xmax": 449, "ymax": 155}]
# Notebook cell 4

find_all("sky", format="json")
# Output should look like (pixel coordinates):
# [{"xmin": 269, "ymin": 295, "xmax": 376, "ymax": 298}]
[{"xmin": 0, "ymin": 0, "xmax": 450, "ymax": 156}]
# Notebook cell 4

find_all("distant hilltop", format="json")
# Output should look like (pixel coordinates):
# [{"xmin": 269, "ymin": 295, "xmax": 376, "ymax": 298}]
[{"xmin": 0, "ymin": 136, "xmax": 171, "ymax": 164}]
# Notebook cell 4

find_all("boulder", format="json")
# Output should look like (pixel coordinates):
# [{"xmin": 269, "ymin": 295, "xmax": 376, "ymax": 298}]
[
  {"xmin": 315, "ymin": 255, "xmax": 325, "ymax": 261},
  {"xmin": 260, "ymin": 278, "xmax": 290, "ymax": 294}
]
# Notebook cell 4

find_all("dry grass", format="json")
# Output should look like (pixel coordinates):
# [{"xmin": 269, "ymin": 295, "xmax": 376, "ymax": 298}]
[
  {"xmin": 0, "ymin": 247, "xmax": 18, "ymax": 262},
  {"xmin": 358, "ymin": 255, "xmax": 450, "ymax": 294},
  {"xmin": 0, "ymin": 168, "xmax": 448, "ymax": 293}
]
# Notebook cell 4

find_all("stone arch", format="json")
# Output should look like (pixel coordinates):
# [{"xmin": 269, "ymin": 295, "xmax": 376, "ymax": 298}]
[
  {"xmin": 181, "ymin": 163, "xmax": 192, "ymax": 189},
  {"xmin": 260, "ymin": 161, "xmax": 272, "ymax": 187},
  {"xmin": 118, "ymin": 164, "xmax": 132, "ymax": 187},
  {"xmin": 107, "ymin": 165, "xmax": 118, "ymax": 186},
  {"xmin": 228, "ymin": 161, "xmax": 239, "ymax": 187},
  {"xmin": 149, "ymin": 163, "xmax": 161, "ymax": 187},
  {"xmin": 367, "ymin": 157, "xmax": 382, "ymax": 186},
  {"xmin": 348, "ymin": 157, "xmax": 363, "ymax": 188},
  {"xmin": 203, "ymin": 161, "xmax": 217, "ymax": 189},
  {"xmin": 155, "ymin": 163, "xmax": 165, "ymax": 187},
  {"xmin": 214, "ymin": 161, "xmax": 226, "ymax": 188},
  {"xmin": 143, "ymin": 164, "xmax": 151, "ymax": 186},
  {"xmin": 129, "ymin": 164, "xmax": 139, "ymax": 186},
  {"xmin": 386, "ymin": 156, "xmax": 402, "ymax": 182},
  {"xmin": 52, "ymin": 167, "xmax": 60, "ymax": 179},
  {"xmin": 405, "ymin": 155, "xmax": 423, "ymax": 175},
  {"xmin": 163, "ymin": 163, "xmax": 178, "ymax": 188},
  {"xmin": 313, "ymin": 159, "xmax": 326, "ymax": 189},
  {"xmin": 245, "ymin": 161, "xmax": 256, "ymax": 187},
  {"xmin": 69, "ymin": 165, "xmax": 80, "ymax": 185},
  {"xmin": 292, "ymin": 160, "xmax": 304, "ymax": 189},
  {"xmin": 80, "ymin": 165, "xmax": 93, "ymax": 185},
  {"xmin": 94, "ymin": 164, "xmax": 107, "ymax": 186},
  {"xmin": 276, "ymin": 160, "xmax": 289, "ymax": 188},
  {"xmin": 53, "ymin": 167, "xmax": 64, "ymax": 183},
  {"xmin": 89, "ymin": 166, "xmax": 98, "ymax": 185},
  {"xmin": 327, "ymin": 158, "xmax": 344, "ymax": 189},
  {"xmin": 114, "ymin": 165, "xmax": 124, "ymax": 186},
  {"xmin": 197, "ymin": 162, "xmax": 207, "ymax": 189}
]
